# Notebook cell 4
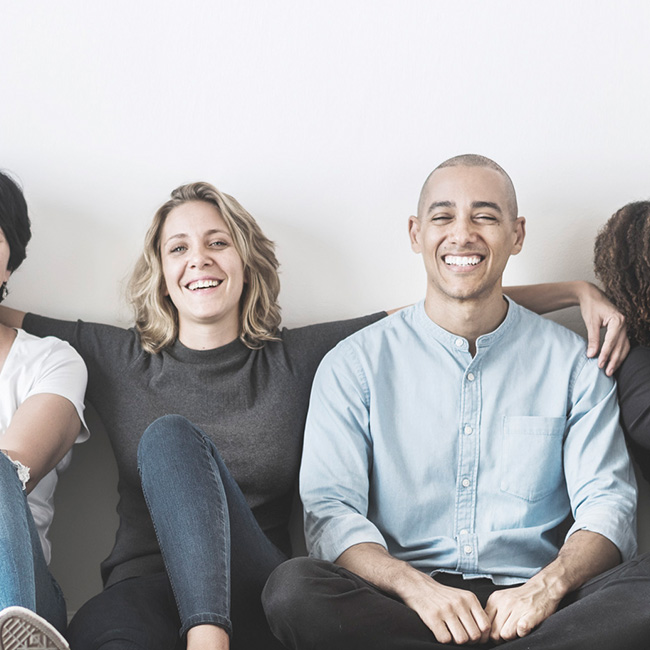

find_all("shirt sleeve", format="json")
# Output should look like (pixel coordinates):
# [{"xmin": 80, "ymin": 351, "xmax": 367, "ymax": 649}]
[
  {"xmin": 564, "ymin": 357, "xmax": 638, "ymax": 561},
  {"xmin": 300, "ymin": 339, "xmax": 387, "ymax": 561},
  {"xmin": 617, "ymin": 346, "xmax": 650, "ymax": 484}
]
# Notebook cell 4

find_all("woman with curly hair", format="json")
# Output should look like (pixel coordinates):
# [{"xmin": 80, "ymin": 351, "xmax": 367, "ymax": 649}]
[
  {"xmin": 0, "ymin": 180, "xmax": 629, "ymax": 650},
  {"xmin": 595, "ymin": 200, "xmax": 650, "ymax": 483}
]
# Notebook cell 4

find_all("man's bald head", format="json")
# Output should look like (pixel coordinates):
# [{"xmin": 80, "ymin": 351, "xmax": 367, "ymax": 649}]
[{"xmin": 417, "ymin": 154, "xmax": 519, "ymax": 220}]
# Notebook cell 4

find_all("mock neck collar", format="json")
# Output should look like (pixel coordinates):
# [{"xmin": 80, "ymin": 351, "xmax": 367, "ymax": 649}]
[{"xmin": 414, "ymin": 296, "xmax": 520, "ymax": 353}]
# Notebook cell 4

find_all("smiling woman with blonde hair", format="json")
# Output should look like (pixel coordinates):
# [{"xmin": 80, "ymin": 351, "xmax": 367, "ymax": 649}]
[{"xmin": 129, "ymin": 182, "xmax": 281, "ymax": 353}]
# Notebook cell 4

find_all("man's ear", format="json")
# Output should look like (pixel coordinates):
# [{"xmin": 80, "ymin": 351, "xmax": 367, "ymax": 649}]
[
  {"xmin": 408, "ymin": 215, "xmax": 422, "ymax": 253},
  {"xmin": 511, "ymin": 216, "xmax": 526, "ymax": 255}
]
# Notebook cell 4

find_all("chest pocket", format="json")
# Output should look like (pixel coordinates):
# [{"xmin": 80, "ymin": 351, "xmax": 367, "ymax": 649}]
[{"xmin": 500, "ymin": 416, "xmax": 566, "ymax": 502}]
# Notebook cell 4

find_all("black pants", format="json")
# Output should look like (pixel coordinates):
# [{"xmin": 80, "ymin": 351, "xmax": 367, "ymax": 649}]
[
  {"xmin": 262, "ymin": 554, "xmax": 650, "ymax": 650},
  {"xmin": 67, "ymin": 571, "xmax": 286, "ymax": 650}
]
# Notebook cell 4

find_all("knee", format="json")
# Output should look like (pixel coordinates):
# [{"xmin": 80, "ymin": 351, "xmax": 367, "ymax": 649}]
[
  {"xmin": 137, "ymin": 415, "xmax": 196, "ymax": 466},
  {"xmin": 262, "ymin": 557, "xmax": 326, "ymax": 625}
]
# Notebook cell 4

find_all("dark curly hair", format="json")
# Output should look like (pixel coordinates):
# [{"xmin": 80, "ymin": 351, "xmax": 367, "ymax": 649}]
[{"xmin": 594, "ymin": 201, "xmax": 650, "ymax": 347}]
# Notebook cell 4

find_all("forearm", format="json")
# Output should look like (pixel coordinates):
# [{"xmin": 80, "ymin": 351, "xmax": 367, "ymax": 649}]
[
  {"xmin": 527, "ymin": 530, "xmax": 621, "ymax": 599},
  {"xmin": 504, "ymin": 281, "xmax": 588, "ymax": 315},
  {"xmin": 2, "ymin": 395, "xmax": 82, "ymax": 492},
  {"xmin": 336, "ymin": 542, "xmax": 429, "ymax": 599},
  {"xmin": 485, "ymin": 529, "xmax": 622, "ymax": 642},
  {"xmin": 337, "ymin": 542, "xmax": 490, "ymax": 645}
]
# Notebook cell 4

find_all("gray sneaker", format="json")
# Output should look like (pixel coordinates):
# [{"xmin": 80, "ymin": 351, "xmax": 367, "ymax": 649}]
[{"xmin": 0, "ymin": 606, "xmax": 69, "ymax": 650}]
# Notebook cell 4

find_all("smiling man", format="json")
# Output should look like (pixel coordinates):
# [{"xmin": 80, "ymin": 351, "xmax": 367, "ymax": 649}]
[{"xmin": 263, "ymin": 155, "xmax": 650, "ymax": 650}]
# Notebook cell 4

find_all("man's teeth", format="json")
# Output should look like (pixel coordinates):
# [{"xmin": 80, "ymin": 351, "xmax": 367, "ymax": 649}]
[
  {"xmin": 188, "ymin": 279, "xmax": 221, "ymax": 290},
  {"xmin": 444, "ymin": 255, "xmax": 482, "ymax": 266}
]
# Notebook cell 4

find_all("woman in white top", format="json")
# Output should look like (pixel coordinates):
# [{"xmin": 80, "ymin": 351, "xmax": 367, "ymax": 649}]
[{"xmin": 0, "ymin": 171, "xmax": 88, "ymax": 650}]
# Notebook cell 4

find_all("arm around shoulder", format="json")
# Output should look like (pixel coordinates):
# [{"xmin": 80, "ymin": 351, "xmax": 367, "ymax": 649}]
[{"xmin": 505, "ymin": 281, "xmax": 628, "ymax": 374}]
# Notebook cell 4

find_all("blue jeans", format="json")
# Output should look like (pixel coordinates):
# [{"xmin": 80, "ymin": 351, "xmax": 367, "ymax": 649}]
[
  {"xmin": 0, "ymin": 452, "xmax": 67, "ymax": 632},
  {"xmin": 136, "ymin": 414, "xmax": 287, "ymax": 644}
]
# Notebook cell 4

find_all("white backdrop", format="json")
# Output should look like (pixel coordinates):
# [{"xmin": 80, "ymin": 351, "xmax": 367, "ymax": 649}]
[{"xmin": 2, "ymin": 0, "xmax": 650, "ymax": 611}]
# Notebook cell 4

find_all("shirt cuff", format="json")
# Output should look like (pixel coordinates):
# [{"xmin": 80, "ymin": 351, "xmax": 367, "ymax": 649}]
[
  {"xmin": 307, "ymin": 512, "xmax": 388, "ymax": 562},
  {"xmin": 567, "ymin": 506, "xmax": 637, "ymax": 562}
]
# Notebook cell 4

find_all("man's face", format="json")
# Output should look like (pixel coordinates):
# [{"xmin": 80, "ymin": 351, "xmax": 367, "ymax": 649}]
[{"xmin": 409, "ymin": 165, "xmax": 525, "ymax": 304}]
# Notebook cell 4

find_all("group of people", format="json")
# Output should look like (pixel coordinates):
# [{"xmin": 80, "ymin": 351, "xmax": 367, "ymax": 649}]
[{"xmin": 0, "ymin": 154, "xmax": 649, "ymax": 650}]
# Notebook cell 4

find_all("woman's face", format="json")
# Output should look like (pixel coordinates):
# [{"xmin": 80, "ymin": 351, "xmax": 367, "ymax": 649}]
[
  {"xmin": 0, "ymin": 227, "xmax": 12, "ymax": 285},
  {"xmin": 160, "ymin": 201, "xmax": 245, "ymax": 347}
]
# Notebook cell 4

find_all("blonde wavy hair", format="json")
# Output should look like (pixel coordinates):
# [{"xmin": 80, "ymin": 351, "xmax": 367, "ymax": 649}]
[{"xmin": 128, "ymin": 182, "xmax": 281, "ymax": 353}]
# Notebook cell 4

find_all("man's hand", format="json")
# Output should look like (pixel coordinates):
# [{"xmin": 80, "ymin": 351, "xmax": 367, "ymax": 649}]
[
  {"xmin": 401, "ymin": 577, "xmax": 491, "ymax": 645},
  {"xmin": 484, "ymin": 579, "xmax": 562, "ymax": 643},
  {"xmin": 336, "ymin": 543, "xmax": 490, "ymax": 645},
  {"xmin": 485, "ymin": 531, "xmax": 622, "ymax": 643},
  {"xmin": 577, "ymin": 282, "xmax": 628, "ymax": 376}
]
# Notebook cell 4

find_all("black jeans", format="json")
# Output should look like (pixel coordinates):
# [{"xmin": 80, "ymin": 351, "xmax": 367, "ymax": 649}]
[{"xmin": 263, "ymin": 553, "xmax": 650, "ymax": 650}]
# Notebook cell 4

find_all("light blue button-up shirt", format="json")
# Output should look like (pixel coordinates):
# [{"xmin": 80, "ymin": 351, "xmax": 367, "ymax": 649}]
[{"xmin": 300, "ymin": 299, "xmax": 637, "ymax": 585}]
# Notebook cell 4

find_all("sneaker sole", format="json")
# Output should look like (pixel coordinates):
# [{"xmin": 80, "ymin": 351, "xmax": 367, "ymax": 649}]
[{"xmin": 0, "ymin": 607, "xmax": 68, "ymax": 650}]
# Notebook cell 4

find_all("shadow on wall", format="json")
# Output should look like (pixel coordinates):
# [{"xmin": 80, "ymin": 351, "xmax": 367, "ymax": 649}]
[{"xmin": 49, "ymin": 406, "xmax": 119, "ymax": 616}]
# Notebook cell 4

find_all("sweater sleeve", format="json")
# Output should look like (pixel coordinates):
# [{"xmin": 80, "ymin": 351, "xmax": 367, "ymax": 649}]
[
  {"xmin": 23, "ymin": 313, "xmax": 145, "ymax": 400},
  {"xmin": 281, "ymin": 312, "xmax": 386, "ymax": 376},
  {"xmin": 617, "ymin": 346, "xmax": 650, "ymax": 484},
  {"xmin": 23, "ymin": 313, "xmax": 80, "ymax": 345}
]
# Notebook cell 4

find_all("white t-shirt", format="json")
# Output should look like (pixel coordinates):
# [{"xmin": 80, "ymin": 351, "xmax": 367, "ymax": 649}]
[{"xmin": 0, "ymin": 328, "xmax": 88, "ymax": 564}]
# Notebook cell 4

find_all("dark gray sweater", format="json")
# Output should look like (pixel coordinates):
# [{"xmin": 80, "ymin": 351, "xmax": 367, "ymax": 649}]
[{"xmin": 24, "ymin": 312, "xmax": 385, "ymax": 587}]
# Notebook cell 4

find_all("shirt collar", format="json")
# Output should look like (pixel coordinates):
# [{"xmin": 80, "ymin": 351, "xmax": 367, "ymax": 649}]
[{"xmin": 414, "ymin": 295, "xmax": 521, "ymax": 352}]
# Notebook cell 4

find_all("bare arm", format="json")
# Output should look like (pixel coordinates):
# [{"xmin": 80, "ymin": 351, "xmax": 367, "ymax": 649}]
[
  {"xmin": 505, "ymin": 281, "xmax": 628, "ymax": 375},
  {"xmin": 485, "ymin": 530, "xmax": 620, "ymax": 643},
  {"xmin": 0, "ymin": 305, "xmax": 26, "ymax": 329},
  {"xmin": 1, "ymin": 393, "xmax": 82, "ymax": 493},
  {"xmin": 336, "ymin": 542, "xmax": 490, "ymax": 645}
]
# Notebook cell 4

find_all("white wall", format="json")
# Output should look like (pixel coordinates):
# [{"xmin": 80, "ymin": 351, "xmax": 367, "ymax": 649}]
[{"xmin": 2, "ymin": 0, "xmax": 650, "ymax": 613}]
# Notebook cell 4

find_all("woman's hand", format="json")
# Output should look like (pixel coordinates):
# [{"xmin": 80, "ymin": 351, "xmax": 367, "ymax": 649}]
[{"xmin": 577, "ymin": 282, "xmax": 629, "ymax": 376}]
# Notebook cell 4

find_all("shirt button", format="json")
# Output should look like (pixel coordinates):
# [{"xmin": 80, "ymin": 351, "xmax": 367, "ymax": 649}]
[
  {"xmin": 464, "ymin": 425, "xmax": 473, "ymax": 435},
  {"xmin": 462, "ymin": 478, "xmax": 471, "ymax": 488},
  {"xmin": 467, "ymin": 373, "xmax": 475, "ymax": 381},
  {"xmin": 459, "ymin": 529, "xmax": 469, "ymax": 535},
  {"xmin": 464, "ymin": 545, "xmax": 473, "ymax": 554},
  {"xmin": 455, "ymin": 338, "xmax": 464, "ymax": 347}
]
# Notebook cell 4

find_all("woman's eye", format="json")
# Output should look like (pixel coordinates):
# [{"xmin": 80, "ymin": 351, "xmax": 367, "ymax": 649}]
[
  {"xmin": 169, "ymin": 245, "xmax": 186, "ymax": 253},
  {"xmin": 209, "ymin": 240, "xmax": 227, "ymax": 247}
]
